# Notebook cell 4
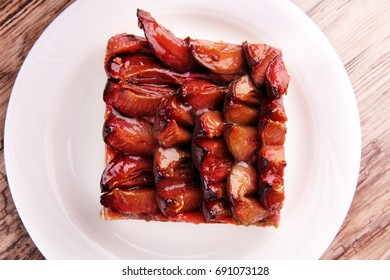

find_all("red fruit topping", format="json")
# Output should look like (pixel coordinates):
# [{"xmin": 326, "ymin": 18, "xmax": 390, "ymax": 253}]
[
  {"xmin": 223, "ymin": 124, "xmax": 260, "ymax": 163},
  {"xmin": 137, "ymin": 9, "xmax": 195, "ymax": 73},
  {"xmin": 103, "ymin": 110, "xmax": 157, "ymax": 155},
  {"xmin": 189, "ymin": 38, "xmax": 246, "ymax": 75}
]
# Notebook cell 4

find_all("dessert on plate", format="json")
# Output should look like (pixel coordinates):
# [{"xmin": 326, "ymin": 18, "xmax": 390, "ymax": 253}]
[{"xmin": 100, "ymin": 9, "xmax": 289, "ymax": 227}]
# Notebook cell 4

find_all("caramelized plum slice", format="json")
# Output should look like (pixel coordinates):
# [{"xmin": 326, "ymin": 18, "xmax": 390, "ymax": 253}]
[
  {"xmin": 228, "ymin": 74, "xmax": 262, "ymax": 106},
  {"xmin": 160, "ymin": 94, "xmax": 194, "ymax": 127},
  {"xmin": 202, "ymin": 181, "xmax": 232, "ymax": 222},
  {"xmin": 189, "ymin": 39, "xmax": 246, "ymax": 75},
  {"xmin": 154, "ymin": 147, "xmax": 192, "ymax": 179},
  {"xmin": 106, "ymin": 54, "xmax": 186, "ymax": 84},
  {"xmin": 153, "ymin": 145, "xmax": 201, "ymax": 216},
  {"xmin": 104, "ymin": 33, "xmax": 152, "ymax": 65},
  {"xmin": 200, "ymin": 153, "xmax": 233, "ymax": 184},
  {"xmin": 192, "ymin": 120, "xmax": 233, "ymax": 223},
  {"xmin": 223, "ymin": 102, "xmax": 259, "ymax": 125},
  {"xmin": 259, "ymin": 97, "xmax": 287, "ymax": 122},
  {"xmin": 202, "ymin": 181, "xmax": 227, "ymax": 201},
  {"xmin": 258, "ymin": 144, "xmax": 286, "ymax": 212},
  {"xmin": 153, "ymin": 94, "xmax": 194, "ymax": 147},
  {"xmin": 223, "ymin": 124, "xmax": 260, "ymax": 163},
  {"xmin": 101, "ymin": 188, "xmax": 159, "ymax": 214},
  {"xmin": 203, "ymin": 199, "xmax": 231, "ymax": 222},
  {"xmin": 103, "ymin": 81, "xmax": 176, "ymax": 118},
  {"xmin": 154, "ymin": 119, "xmax": 192, "ymax": 147},
  {"xmin": 157, "ymin": 183, "xmax": 202, "ymax": 216},
  {"xmin": 106, "ymin": 53, "xmax": 159, "ymax": 79},
  {"xmin": 101, "ymin": 153, "xmax": 153, "ymax": 191},
  {"xmin": 194, "ymin": 111, "xmax": 224, "ymax": 138},
  {"xmin": 242, "ymin": 42, "xmax": 269, "ymax": 67},
  {"xmin": 192, "ymin": 138, "xmax": 233, "ymax": 183},
  {"xmin": 222, "ymin": 74, "xmax": 262, "ymax": 125},
  {"xmin": 227, "ymin": 161, "xmax": 267, "ymax": 225},
  {"xmin": 266, "ymin": 56, "xmax": 290, "ymax": 99},
  {"xmin": 181, "ymin": 79, "xmax": 227, "ymax": 112},
  {"xmin": 258, "ymin": 145, "xmax": 286, "ymax": 187},
  {"xmin": 137, "ymin": 9, "xmax": 194, "ymax": 73},
  {"xmin": 242, "ymin": 42, "xmax": 281, "ymax": 87},
  {"xmin": 258, "ymin": 182, "xmax": 285, "ymax": 211},
  {"xmin": 259, "ymin": 120, "xmax": 287, "ymax": 146},
  {"xmin": 104, "ymin": 110, "xmax": 157, "ymax": 155}
]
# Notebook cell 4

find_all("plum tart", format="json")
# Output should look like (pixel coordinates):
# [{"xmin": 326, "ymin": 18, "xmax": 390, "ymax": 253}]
[{"xmin": 100, "ymin": 9, "xmax": 289, "ymax": 227}]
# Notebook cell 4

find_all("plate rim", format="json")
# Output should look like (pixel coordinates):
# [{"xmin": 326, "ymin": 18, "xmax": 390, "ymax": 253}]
[{"xmin": 4, "ymin": 0, "xmax": 361, "ymax": 259}]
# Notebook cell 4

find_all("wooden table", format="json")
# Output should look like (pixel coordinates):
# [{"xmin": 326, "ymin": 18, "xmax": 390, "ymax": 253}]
[{"xmin": 0, "ymin": 0, "xmax": 389, "ymax": 260}]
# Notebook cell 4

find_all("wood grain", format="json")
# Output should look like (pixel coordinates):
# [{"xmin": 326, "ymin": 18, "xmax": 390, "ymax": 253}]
[
  {"xmin": 0, "ymin": 0, "xmax": 75, "ymax": 260},
  {"xmin": 291, "ymin": 0, "xmax": 390, "ymax": 260},
  {"xmin": 0, "ymin": 0, "xmax": 389, "ymax": 259}
]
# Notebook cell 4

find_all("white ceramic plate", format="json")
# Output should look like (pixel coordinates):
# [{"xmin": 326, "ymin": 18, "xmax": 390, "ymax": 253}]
[{"xmin": 4, "ymin": 0, "xmax": 361, "ymax": 259}]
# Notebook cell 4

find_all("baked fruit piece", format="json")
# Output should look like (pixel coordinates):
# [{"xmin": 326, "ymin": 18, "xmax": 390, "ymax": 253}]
[{"xmin": 100, "ymin": 9, "xmax": 289, "ymax": 227}]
